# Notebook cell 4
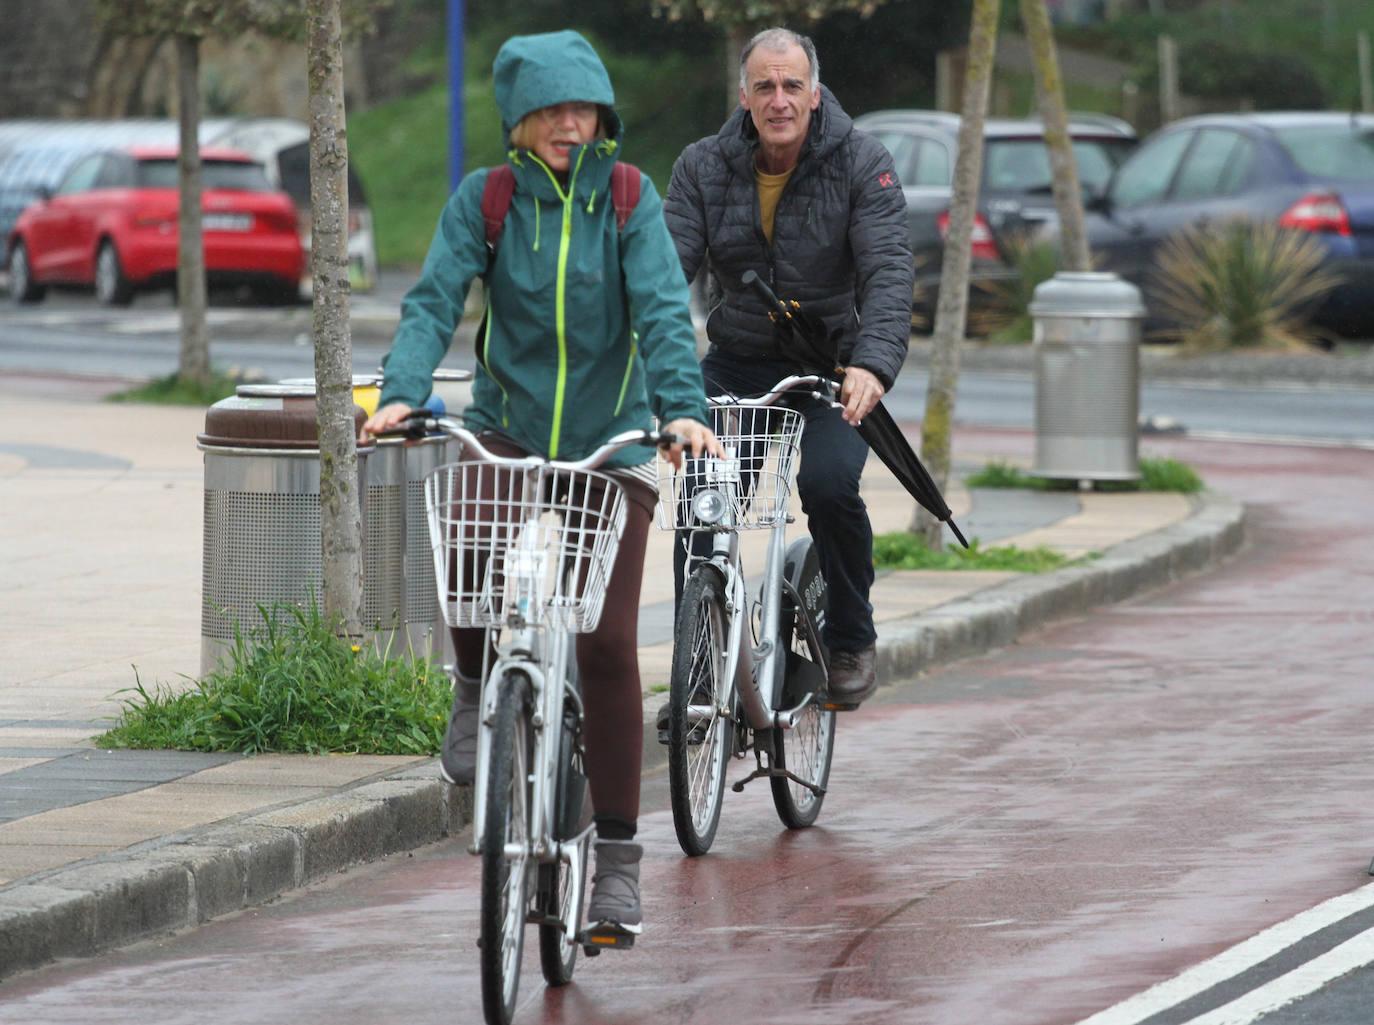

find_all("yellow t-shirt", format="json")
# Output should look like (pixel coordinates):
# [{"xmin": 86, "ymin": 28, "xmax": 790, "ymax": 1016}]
[{"xmin": 756, "ymin": 166, "xmax": 795, "ymax": 244}]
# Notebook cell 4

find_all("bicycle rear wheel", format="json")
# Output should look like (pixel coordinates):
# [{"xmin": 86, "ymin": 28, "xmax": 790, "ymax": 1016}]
[
  {"xmin": 667, "ymin": 567, "xmax": 732, "ymax": 856},
  {"xmin": 770, "ymin": 701, "xmax": 835, "ymax": 829},
  {"xmin": 771, "ymin": 538, "xmax": 835, "ymax": 828},
  {"xmin": 480, "ymin": 670, "xmax": 533, "ymax": 1025},
  {"xmin": 538, "ymin": 669, "xmax": 589, "ymax": 985}
]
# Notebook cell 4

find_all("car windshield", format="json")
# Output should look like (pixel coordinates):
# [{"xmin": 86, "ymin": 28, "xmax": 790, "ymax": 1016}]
[
  {"xmin": 1272, "ymin": 126, "xmax": 1374, "ymax": 180},
  {"xmin": 984, "ymin": 138, "xmax": 1134, "ymax": 193},
  {"xmin": 135, "ymin": 158, "xmax": 274, "ymax": 191}
]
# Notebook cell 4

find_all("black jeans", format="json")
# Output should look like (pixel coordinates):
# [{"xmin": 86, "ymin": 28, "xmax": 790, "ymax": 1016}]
[{"xmin": 673, "ymin": 350, "xmax": 876, "ymax": 655}]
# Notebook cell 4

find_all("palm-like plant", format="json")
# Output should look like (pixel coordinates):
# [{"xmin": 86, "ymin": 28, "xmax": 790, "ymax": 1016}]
[{"xmin": 1151, "ymin": 219, "xmax": 1341, "ymax": 352}]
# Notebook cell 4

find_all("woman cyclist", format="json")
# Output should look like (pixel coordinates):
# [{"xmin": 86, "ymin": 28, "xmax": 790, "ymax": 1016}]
[{"xmin": 364, "ymin": 29, "xmax": 719, "ymax": 940}]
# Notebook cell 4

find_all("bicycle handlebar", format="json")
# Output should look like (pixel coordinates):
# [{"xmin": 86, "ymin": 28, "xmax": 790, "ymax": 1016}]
[
  {"xmin": 372, "ymin": 414, "xmax": 681, "ymax": 472},
  {"xmin": 707, "ymin": 374, "xmax": 843, "ymax": 411}
]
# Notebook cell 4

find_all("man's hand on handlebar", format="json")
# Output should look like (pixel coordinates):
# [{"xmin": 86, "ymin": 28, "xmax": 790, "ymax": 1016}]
[
  {"xmin": 660, "ymin": 418, "xmax": 725, "ymax": 471},
  {"xmin": 839, "ymin": 366, "xmax": 884, "ymax": 426}
]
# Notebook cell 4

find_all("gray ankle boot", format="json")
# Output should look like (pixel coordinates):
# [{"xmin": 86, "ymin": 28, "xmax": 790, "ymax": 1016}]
[
  {"xmin": 587, "ymin": 839, "xmax": 643, "ymax": 935},
  {"xmin": 439, "ymin": 672, "xmax": 480, "ymax": 785}
]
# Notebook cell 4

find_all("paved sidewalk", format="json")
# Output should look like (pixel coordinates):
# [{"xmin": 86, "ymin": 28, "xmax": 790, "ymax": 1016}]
[{"xmin": 0, "ymin": 389, "xmax": 1243, "ymax": 979}]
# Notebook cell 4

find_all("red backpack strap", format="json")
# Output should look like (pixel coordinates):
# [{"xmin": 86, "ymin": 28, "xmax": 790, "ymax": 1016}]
[
  {"xmin": 611, "ymin": 162, "xmax": 641, "ymax": 232},
  {"xmin": 481, "ymin": 165, "xmax": 516, "ymax": 255}
]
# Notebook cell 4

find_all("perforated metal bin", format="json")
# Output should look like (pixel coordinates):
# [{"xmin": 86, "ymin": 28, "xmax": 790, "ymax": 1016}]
[
  {"xmin": 197, "ymin": 384, "xmax": 394, "ymax": 675},
  {"xmin": 1029, "ymin": 271, "xmax": 1145, "ymax": 483}
]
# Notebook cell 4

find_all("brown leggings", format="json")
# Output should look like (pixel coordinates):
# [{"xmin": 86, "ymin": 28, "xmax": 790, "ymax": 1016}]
[{"xmin": 451, "ymin": 435, "xmax": 650, "ymax": 836}]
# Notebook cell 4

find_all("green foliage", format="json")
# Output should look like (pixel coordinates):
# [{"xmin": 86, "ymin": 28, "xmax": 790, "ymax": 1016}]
[
  {"xmin": 1151, "ymin": 220, "xmax": 1341, "ymax": 352},
  {"xmin": 972, "ymin": 235, "xmax": 1062, "ymax": 342},
  {"xmin": 95, "ymin": 0, "xmax": 386, "ymax": 41},
  {"xmin": 873, "ymin": 531, "xmax": 1070, "ymax": 572},
  {"xmin": 965, "ymin": 457, "xmax": 1204, "ymax": 493},
  {"xmin": 651, "ymin": 0, "xmax": 886, "ymax": 26},
  {"xmin": 98, "ymin": 602, "xmax": 451, "ymax": 754},
  {"xmin": 105, "ymin": 370, "xmax": 244, "ymax": 405}
]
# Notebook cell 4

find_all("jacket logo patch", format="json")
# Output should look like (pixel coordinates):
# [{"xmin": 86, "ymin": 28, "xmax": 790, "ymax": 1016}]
[{"xmin": 878, "ymin": 172, "xmax": 895, "ymax": 188}]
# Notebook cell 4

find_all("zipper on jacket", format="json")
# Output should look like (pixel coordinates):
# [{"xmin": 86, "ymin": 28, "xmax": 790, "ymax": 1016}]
[{"xmin": 530, "ymin": 148, "xmax": 589, "ymax": 458}]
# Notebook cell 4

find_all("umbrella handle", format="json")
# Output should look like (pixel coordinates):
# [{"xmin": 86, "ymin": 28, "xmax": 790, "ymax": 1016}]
[{"xmin": 741, "ymin": 269, "xmax": 789, "ymax": 317}]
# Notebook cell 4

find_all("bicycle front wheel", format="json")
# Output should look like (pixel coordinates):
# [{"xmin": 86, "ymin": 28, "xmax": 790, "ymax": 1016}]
[
  {"xmin": 667, "ymin": 567, "xmax": 733, "ymax": 856},
  {"xmin": 480, "ymin": 670, "xmax": 534, "ymax": 1025},
  {"xmin": 538, "ymin": 673, "xmax": 589, "ymax": 986}
]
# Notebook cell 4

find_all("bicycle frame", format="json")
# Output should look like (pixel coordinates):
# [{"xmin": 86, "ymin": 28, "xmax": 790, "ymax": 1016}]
[
  {"xmin": 672, "ymin": 375, "xmax": 840, "ymax": 733},
  {"xmin": 416, "ymin": 421, "xmax": 662, "ymax": 959}
]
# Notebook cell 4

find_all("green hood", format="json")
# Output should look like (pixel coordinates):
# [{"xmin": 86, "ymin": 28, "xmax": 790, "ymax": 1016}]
[{"xmin": 492, "ymin": 30, "xmax": 622, "ymax": 140}]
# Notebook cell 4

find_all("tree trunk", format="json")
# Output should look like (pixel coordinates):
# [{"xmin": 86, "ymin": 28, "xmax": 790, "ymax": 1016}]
[
  {"xmin": 724, "ymin": 22, "xmax": 749, "ymax": 114},
  {"xmin": 174, "ymin": 34, "xmax": 210, "ymax": 388},
  {"xmin": 307, "ymin": 0, "xmax": 364, "ymax": 638},
  {"xmin": 1020, "ymin": 0, "xmax": 1090, "ymax": 272},
  {"xmin": 912, "ymin": 0, "xmax": 1000, "ymax": 547}
]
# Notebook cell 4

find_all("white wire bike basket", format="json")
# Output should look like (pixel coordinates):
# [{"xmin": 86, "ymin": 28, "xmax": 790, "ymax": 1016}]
[
  {"xmin": 656, "ymin": 403, "xmax": 806, "ymax": 531},
  {"xmin": 424, "ymin": 460, "xmax": 628, "ymax": 633}
]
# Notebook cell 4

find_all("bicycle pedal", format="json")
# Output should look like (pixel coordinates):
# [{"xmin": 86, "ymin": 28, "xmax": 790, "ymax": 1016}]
[{"xmin": 581, "ymin": 924, "xmax": 638, "ymax": 951}]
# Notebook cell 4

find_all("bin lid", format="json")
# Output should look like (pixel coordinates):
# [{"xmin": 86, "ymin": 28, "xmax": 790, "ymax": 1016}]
[
  {"xmin": 198, "ymin": 393, "xmax": 367, "ymax": 450},
  {"xmin": 1029, "ymin": 271, "xmax": 1146, "ymax": 318},
  {"xmin": 431, "ymin": 368, "xmax": 475, "ymax": 382},
  {"xmin": 276, "ymin": 375, "xmax": 386, "ymax": 389}
]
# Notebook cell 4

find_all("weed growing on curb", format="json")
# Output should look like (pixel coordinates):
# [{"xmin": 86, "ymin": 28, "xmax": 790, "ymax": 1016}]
[
  {"xmin": 98, "ymin": 603, "xmax": 452, "ymax": 755},
  {"xmin": 965, "ymin": 457, "xmax": 1203, "ymax": 493},
  {"xmin": 872, "ymin": 533, "xmax": 1070, "ymax": 572}
]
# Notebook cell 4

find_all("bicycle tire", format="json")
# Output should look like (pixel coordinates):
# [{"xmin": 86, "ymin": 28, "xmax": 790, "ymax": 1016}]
[
  {"xmin": 480, "ymin": 670, "xmax": 533, "ymax": 1025},
  {"xmin": 769, "ymin": 636, "xmax": 835, "ymax": 828},
  {"xmin": 538, "ymin": 674, "xmax": 589, "ymax": 985},
  {"xmin": 771, "ymin": 536, "xmax": 835, "ymax": 828},
  {"xmin": 667, "ymin": 567, "xmax": 733, "ymax": 856}
]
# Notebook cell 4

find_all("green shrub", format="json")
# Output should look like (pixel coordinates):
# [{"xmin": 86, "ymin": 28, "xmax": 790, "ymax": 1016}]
[
  {"xmin": 98, "ymin": 603, "xmax": 452, "ymax": 755},
  {"xmin": 873, "ymin": 531, "xmax": 1069, "ymax": 572},
  {"xmin": 105, "ymin": 370, "xmax": 244, "ymax": 406},
  {"xmin": 1150, "ymin": 219, "xmax": 1341, "ymax": 352},
  {"xmin": 965, "ymin": 457, "xmax": 1204, "ymax": 493},
  {"xmin": 972, "ymin": 235, "xmax": 1063, "ymax": 343}
]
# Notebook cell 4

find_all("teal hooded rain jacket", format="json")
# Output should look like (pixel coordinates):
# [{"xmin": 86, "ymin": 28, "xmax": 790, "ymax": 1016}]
[{"xmin": 379, "ymin": 29, "xmax": 707, "ymax": 470}]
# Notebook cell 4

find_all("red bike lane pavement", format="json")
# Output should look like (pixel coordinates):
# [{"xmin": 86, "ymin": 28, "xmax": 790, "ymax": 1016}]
[{"xmin": 4, "ymin": 433, "xmax": 1373, "ymax": 1025}]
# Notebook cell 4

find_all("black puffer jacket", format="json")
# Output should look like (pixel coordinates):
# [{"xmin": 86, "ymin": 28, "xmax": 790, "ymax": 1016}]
[{"xmin": 664, "ymin": 85, "xmax": 913, "ymax": 389}]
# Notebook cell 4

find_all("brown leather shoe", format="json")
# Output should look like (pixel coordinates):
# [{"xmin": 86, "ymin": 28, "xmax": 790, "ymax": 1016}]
[{"xmin": 826, "ymin": 645, "xmax": 877, "ymax": 707}]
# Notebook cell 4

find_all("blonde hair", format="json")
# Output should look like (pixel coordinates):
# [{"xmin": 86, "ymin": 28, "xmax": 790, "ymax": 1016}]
[{"xmin": 508, "ymin": 105, "xmax": 610, "ymax": 151}]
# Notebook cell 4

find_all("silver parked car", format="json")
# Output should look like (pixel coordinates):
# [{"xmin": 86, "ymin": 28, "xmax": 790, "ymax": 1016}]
[{"xmin": 853, "ymin": 109, "xmax": 1137, "ymax": 328}]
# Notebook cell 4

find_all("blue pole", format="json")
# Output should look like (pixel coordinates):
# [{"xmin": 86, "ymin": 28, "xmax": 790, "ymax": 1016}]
[{"xmin": 448, "ymin": 0, "xmax": 464, "ymax": 194}]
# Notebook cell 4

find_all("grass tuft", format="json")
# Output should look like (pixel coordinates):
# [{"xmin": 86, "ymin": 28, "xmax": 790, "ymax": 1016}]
[
  {"xmin": 98, "ymin": 603, "xmax": 452, "ymax": 755},
  {"xmin": 872, "ymin": 532, "xmax": 1070, "ymax": 572},
  {"xmin": 965, "ymin": 458, "xmax": 1203, "ymax": 493},
  {"xmin": 105, "ymin": 370, "xmax": 245, "ymax": 406}
]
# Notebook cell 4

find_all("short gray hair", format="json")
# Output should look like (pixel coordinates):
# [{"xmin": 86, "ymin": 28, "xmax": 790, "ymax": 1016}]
[{"xmin": 738, "ymin": 28, "xmax": 820, "ymax": 92}]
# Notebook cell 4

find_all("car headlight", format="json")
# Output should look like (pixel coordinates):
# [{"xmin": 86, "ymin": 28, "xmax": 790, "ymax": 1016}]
[{"xmin": 691, "ymin": 488, "xmax": 729, "ymax": 525}]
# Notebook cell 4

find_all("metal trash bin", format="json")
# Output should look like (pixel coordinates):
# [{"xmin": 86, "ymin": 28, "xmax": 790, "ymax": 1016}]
[
  {"xmin": 197, "ymin": 384, "xmax": 390, "ymax": 675},
  {"xmin": 1029, "ymin": 271, "xmax": 1145, "ymax": 482}
]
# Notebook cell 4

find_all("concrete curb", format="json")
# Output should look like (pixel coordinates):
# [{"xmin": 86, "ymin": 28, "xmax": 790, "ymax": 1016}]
[
  {"xmin": 0, "ymin": 774, "xmax": 471, "ymax": 978},
  {"xmin": 875, "ymin": 492, "xmax": 1245, "ymax": 683},
  {"xmin": 0, "ymin": 494, "xmax": 1244, "ymax": 979}
]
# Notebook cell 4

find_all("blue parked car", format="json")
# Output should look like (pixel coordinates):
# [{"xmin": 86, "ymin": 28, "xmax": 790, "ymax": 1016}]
[{"xmin": 1080, "ymin": 111, "xmax": 1374, "ymax": 340}]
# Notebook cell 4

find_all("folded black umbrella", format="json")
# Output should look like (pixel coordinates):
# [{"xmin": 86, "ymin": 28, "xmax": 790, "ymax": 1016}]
[{"xmin": 741, "ymin": 270, "xmax": 969, "ymax": 548}]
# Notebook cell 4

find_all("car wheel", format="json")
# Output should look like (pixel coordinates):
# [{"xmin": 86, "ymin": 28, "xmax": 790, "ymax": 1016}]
[
  {"xmin": 8, "ymin": 241, "xmax": 46, "ymax": 303},
  {"xmin": 95, "ymin": 241, "xmax": 134, "ymax": 306}
]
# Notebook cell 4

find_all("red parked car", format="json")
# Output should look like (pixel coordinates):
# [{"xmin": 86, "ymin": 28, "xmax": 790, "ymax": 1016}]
[{"xmin": 6, "ymin": 145, "xmax": 304, "ymax": 306}]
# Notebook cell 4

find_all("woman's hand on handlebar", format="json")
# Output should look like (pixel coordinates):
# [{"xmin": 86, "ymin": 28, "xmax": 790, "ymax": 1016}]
[
  {"xmin": 660, "ymin": 418, "xmax": 725, "ymax": 470},
  {"xmin": 362, "ymin": 402, "xmax": 415, "ymax": 440}
]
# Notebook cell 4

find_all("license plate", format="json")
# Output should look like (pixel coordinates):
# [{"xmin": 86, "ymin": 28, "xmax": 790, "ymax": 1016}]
[{"xmin": 204, "ymin": 213, "xmax": 253, "ymax": 232}]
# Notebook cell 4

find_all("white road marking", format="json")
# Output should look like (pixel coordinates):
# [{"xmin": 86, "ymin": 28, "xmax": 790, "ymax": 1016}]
[{"xmin": 1072, "ymin": 880, "xmax": 1374, "ymax": 1025}]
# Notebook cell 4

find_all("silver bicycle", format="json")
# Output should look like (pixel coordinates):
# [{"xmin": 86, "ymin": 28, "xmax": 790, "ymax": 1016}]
[
  {"xmin": 656, "ymin": 374, "xmax": 842, "ymax": 856},
  {"xmin": 398, "ymin": 417, "xmax": 673, "ymax": 1025}
]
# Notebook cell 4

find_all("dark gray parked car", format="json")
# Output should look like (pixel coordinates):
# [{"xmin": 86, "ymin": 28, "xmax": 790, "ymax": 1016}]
[
  {"xmin": 853, "ymin": 109, "xmax": 1137, "ymax": 328},
  {"xmin": 1079, "ymin": 111, "xmax": 1374, "ymax": 340}
]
